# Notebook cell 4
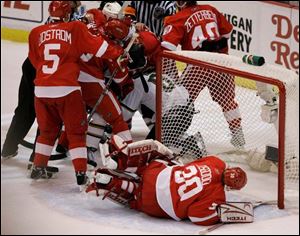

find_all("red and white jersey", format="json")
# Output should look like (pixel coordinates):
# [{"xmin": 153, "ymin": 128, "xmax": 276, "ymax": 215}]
[
  {"xmin": 135, "ymin": 156, "xmax": 226, "ymax": 226},
  {"xmin": 161, "ymin": 4, "xmax": 233, "ymax": 51},
  {"xmin": 28, "ymin": 20, "xmax": 122, "ymax": 97},
  {"xmin": 78, "ymin": 55, "xmax": 105, "ymax": 83},
  {"xmin": 137, "ymin": 30, "xmax": 161, "ymax": 67}
]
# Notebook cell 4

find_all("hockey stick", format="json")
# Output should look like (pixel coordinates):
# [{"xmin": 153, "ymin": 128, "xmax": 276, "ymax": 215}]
[
  {"xmin": 49, "ymin": 153, "xmax": 68, "ymax": 161},
  {"xmin": 87, "ymin": 33, "xmax": 138, "ymax": 123},
  {"xmin": 105, "ymin": 168, "xmax": 140, "ymax": 183},
  {"xmin": 27, "ymin": 162, "xmax": 59, "ymax": 173},
  {"xmin": 197, "ymin": 200, "xmax": 277, "ymax": 235},
  {"xmin": 20, "ymin": 139, "xmax": 34, "ymax": 149},
  {"xmin": 19, "ymin": 139, "xmax": 67, "ymax": 160}
]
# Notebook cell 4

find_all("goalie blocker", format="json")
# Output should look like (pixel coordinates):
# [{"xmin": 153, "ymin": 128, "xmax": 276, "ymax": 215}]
[{"xmin": 218, "ymin": 202, "xmax": 254, "ymax": 223}]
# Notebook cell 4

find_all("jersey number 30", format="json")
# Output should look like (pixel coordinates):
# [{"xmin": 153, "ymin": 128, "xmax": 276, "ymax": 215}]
[
  {"xmin": 175, "ymin": 166, "xmax": 203, "ymax": 201},
  {"xmin": 42, "ymin": 44, "xmax": 61, "ymax": 74}
]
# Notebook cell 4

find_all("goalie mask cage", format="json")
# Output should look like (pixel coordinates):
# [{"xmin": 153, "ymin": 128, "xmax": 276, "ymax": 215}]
[{"xmin": 155, "ymin": 50, "xmax": 299, "ymax": 209}]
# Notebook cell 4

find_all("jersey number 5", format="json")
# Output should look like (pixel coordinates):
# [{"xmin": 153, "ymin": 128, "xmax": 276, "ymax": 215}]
[
  {"xmin": 175, "ymin": 166, "xmax": 203, "ymax": 201},
  {"xmin": 42, "ymin": 44, "xmax": 61, "ymax": 74}
]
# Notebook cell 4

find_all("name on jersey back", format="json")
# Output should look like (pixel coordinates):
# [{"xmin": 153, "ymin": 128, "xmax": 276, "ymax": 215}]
[{"xmin": 39, "ymin": 29, "xmax": 72, "ymax": 46}]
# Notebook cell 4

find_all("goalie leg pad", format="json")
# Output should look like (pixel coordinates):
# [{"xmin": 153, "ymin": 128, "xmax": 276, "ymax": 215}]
[
  {"xmin": 246, "ymin": 149, "xmax": 272, "ymax": 172},
  {"xmin": 260, "ymin": 104, "xmax": 278, "ymax": 124},
  {"xmin": 256, "ymin": 82, "xmax": 277, "ymax": 105}
]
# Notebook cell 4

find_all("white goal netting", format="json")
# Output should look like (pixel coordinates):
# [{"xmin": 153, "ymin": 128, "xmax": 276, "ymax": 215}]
[{"xmin": 157, "ymin": 51, "xmax": 299, "ymax": 208}]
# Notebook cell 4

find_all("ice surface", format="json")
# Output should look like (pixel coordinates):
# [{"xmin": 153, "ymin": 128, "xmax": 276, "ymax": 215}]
[{"xmin": 1, "ymin": 40, "xmax": 299, "ymax": 235}]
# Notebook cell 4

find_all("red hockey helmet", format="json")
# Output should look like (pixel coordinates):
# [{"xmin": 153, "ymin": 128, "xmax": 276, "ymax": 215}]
[
  {"xmin": 49, "ymin": 1, "xmax": 72, "ymax": 21},
  {"xmin": 105, "ymin": 19, "xmax": 130, "ymax": 40},
  {"xmin": 223, "ymin": 167, "xmax": 247, "ymax": 190},
  {"xmin": 86, "ymin": 8, "xmax": 107, "ymax": 28}
]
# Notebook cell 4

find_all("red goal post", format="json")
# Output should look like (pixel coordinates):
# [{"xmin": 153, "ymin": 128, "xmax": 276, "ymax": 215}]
[{"xmin": 155, "ymin": 50, "xmax": 299, "ymax": 209}]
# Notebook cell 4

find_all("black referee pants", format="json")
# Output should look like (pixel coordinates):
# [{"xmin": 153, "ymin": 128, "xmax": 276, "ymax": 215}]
[{"xmin": 1, "ymin": 57, "xmax": 36, "ymax": 157}]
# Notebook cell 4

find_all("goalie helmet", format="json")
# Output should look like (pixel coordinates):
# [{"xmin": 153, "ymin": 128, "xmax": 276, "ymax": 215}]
[
  {"xmin": 223, "ymin": 167, "xmax": 247, "ymax": 190},
  {"xmin": 48, "ymin": 1, "xmax": 72, "ymax": 22},
  {"xmin": 102, "ymin": 2, "xmax": 122, "ymax": 19}
]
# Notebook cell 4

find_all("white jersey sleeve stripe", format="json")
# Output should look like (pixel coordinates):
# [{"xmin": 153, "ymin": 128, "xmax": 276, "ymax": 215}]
[
  {"xmin": 78, "ymin": 71, "xmax": 100, "ymax": 83},
  {"xmin": 107, "ymin": 90, "xmax": 122, "ymax": 114},
  {"xmin": 96, "ymin": 40, "xmax": 109, "ymax": 58},
  {"xmin": 156, "ymin": 166, "xmax": 181, "ymax": 221}
]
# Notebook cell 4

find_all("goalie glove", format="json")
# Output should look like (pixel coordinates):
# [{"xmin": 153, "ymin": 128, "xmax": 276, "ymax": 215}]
[
  {"xmin": 86, "ymin": 167, "xmax": 138, "ymax": 206},
  {"xmin": 217, "ymin": 202, "xmax": 254, "ymax": 223},
  {"xmin": 127, "ymin": 43, "xmax": 147, "ymax": 70}
]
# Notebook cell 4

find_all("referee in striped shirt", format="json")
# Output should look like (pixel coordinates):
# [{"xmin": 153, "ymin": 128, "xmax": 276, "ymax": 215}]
[{"xmin": 125, "ymin": 1, "xmax": 176, "ymax": 37}]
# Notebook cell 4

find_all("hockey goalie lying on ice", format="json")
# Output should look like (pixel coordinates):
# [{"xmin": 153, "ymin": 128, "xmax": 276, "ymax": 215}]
[{"xmin": 85, "ymin": 135, "xmax": 248, "ymax": 226}]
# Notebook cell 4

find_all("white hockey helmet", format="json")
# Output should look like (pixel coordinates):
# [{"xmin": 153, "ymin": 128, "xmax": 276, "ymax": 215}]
[{"xmin": 102, "ymin": 2, "xmax": 122, "ymax": 19}]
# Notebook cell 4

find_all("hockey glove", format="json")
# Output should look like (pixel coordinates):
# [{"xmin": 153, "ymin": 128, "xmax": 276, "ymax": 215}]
[{"xmin": 128, "ymin": 43, "xmax": 147, "ymax": 70}]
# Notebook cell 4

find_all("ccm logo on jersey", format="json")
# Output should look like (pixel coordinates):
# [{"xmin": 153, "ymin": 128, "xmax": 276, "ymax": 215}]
[
  {"xmin": 128, "ymin": 145, "xmax": 153, "ymax": 156},
  {"xmin": 218, "ymin": 202, "xmax": 254, "ymax": 223}
]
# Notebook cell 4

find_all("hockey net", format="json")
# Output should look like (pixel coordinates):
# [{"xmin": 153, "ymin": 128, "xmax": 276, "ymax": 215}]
[{"xmin": 155, "ymin": 50, "xmax": 299, "ymax": 209}]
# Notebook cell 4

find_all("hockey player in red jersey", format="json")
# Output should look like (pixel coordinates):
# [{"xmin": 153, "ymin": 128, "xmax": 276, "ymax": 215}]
[
  {"xmin": 51, "ymin": 8, "xmax": 134, "ymax": 169},
  {"xmin": 54, "ymin": 11, "xmax": 160, "ymax": 169},
  {"xmin": 104, "ymin": 16, "xmax": 210, "ymax": 159},
  {"xmin": 28, "ymin": 1, "xmax": 124, "ymax": 186},
  {"xmin": 77, "ymin": 9, "xmax": 134, "ymax": 167},
  {"xmin": 161, "ymin": 1, "xmax": 246, "ymax": 148},
  {"xmin": 86, "ymin": 135, "xmax": 247, "ymax": 226},
  {"xmin": 103, "ymin": 17, "xmax": 161, "ymax": 139}
]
